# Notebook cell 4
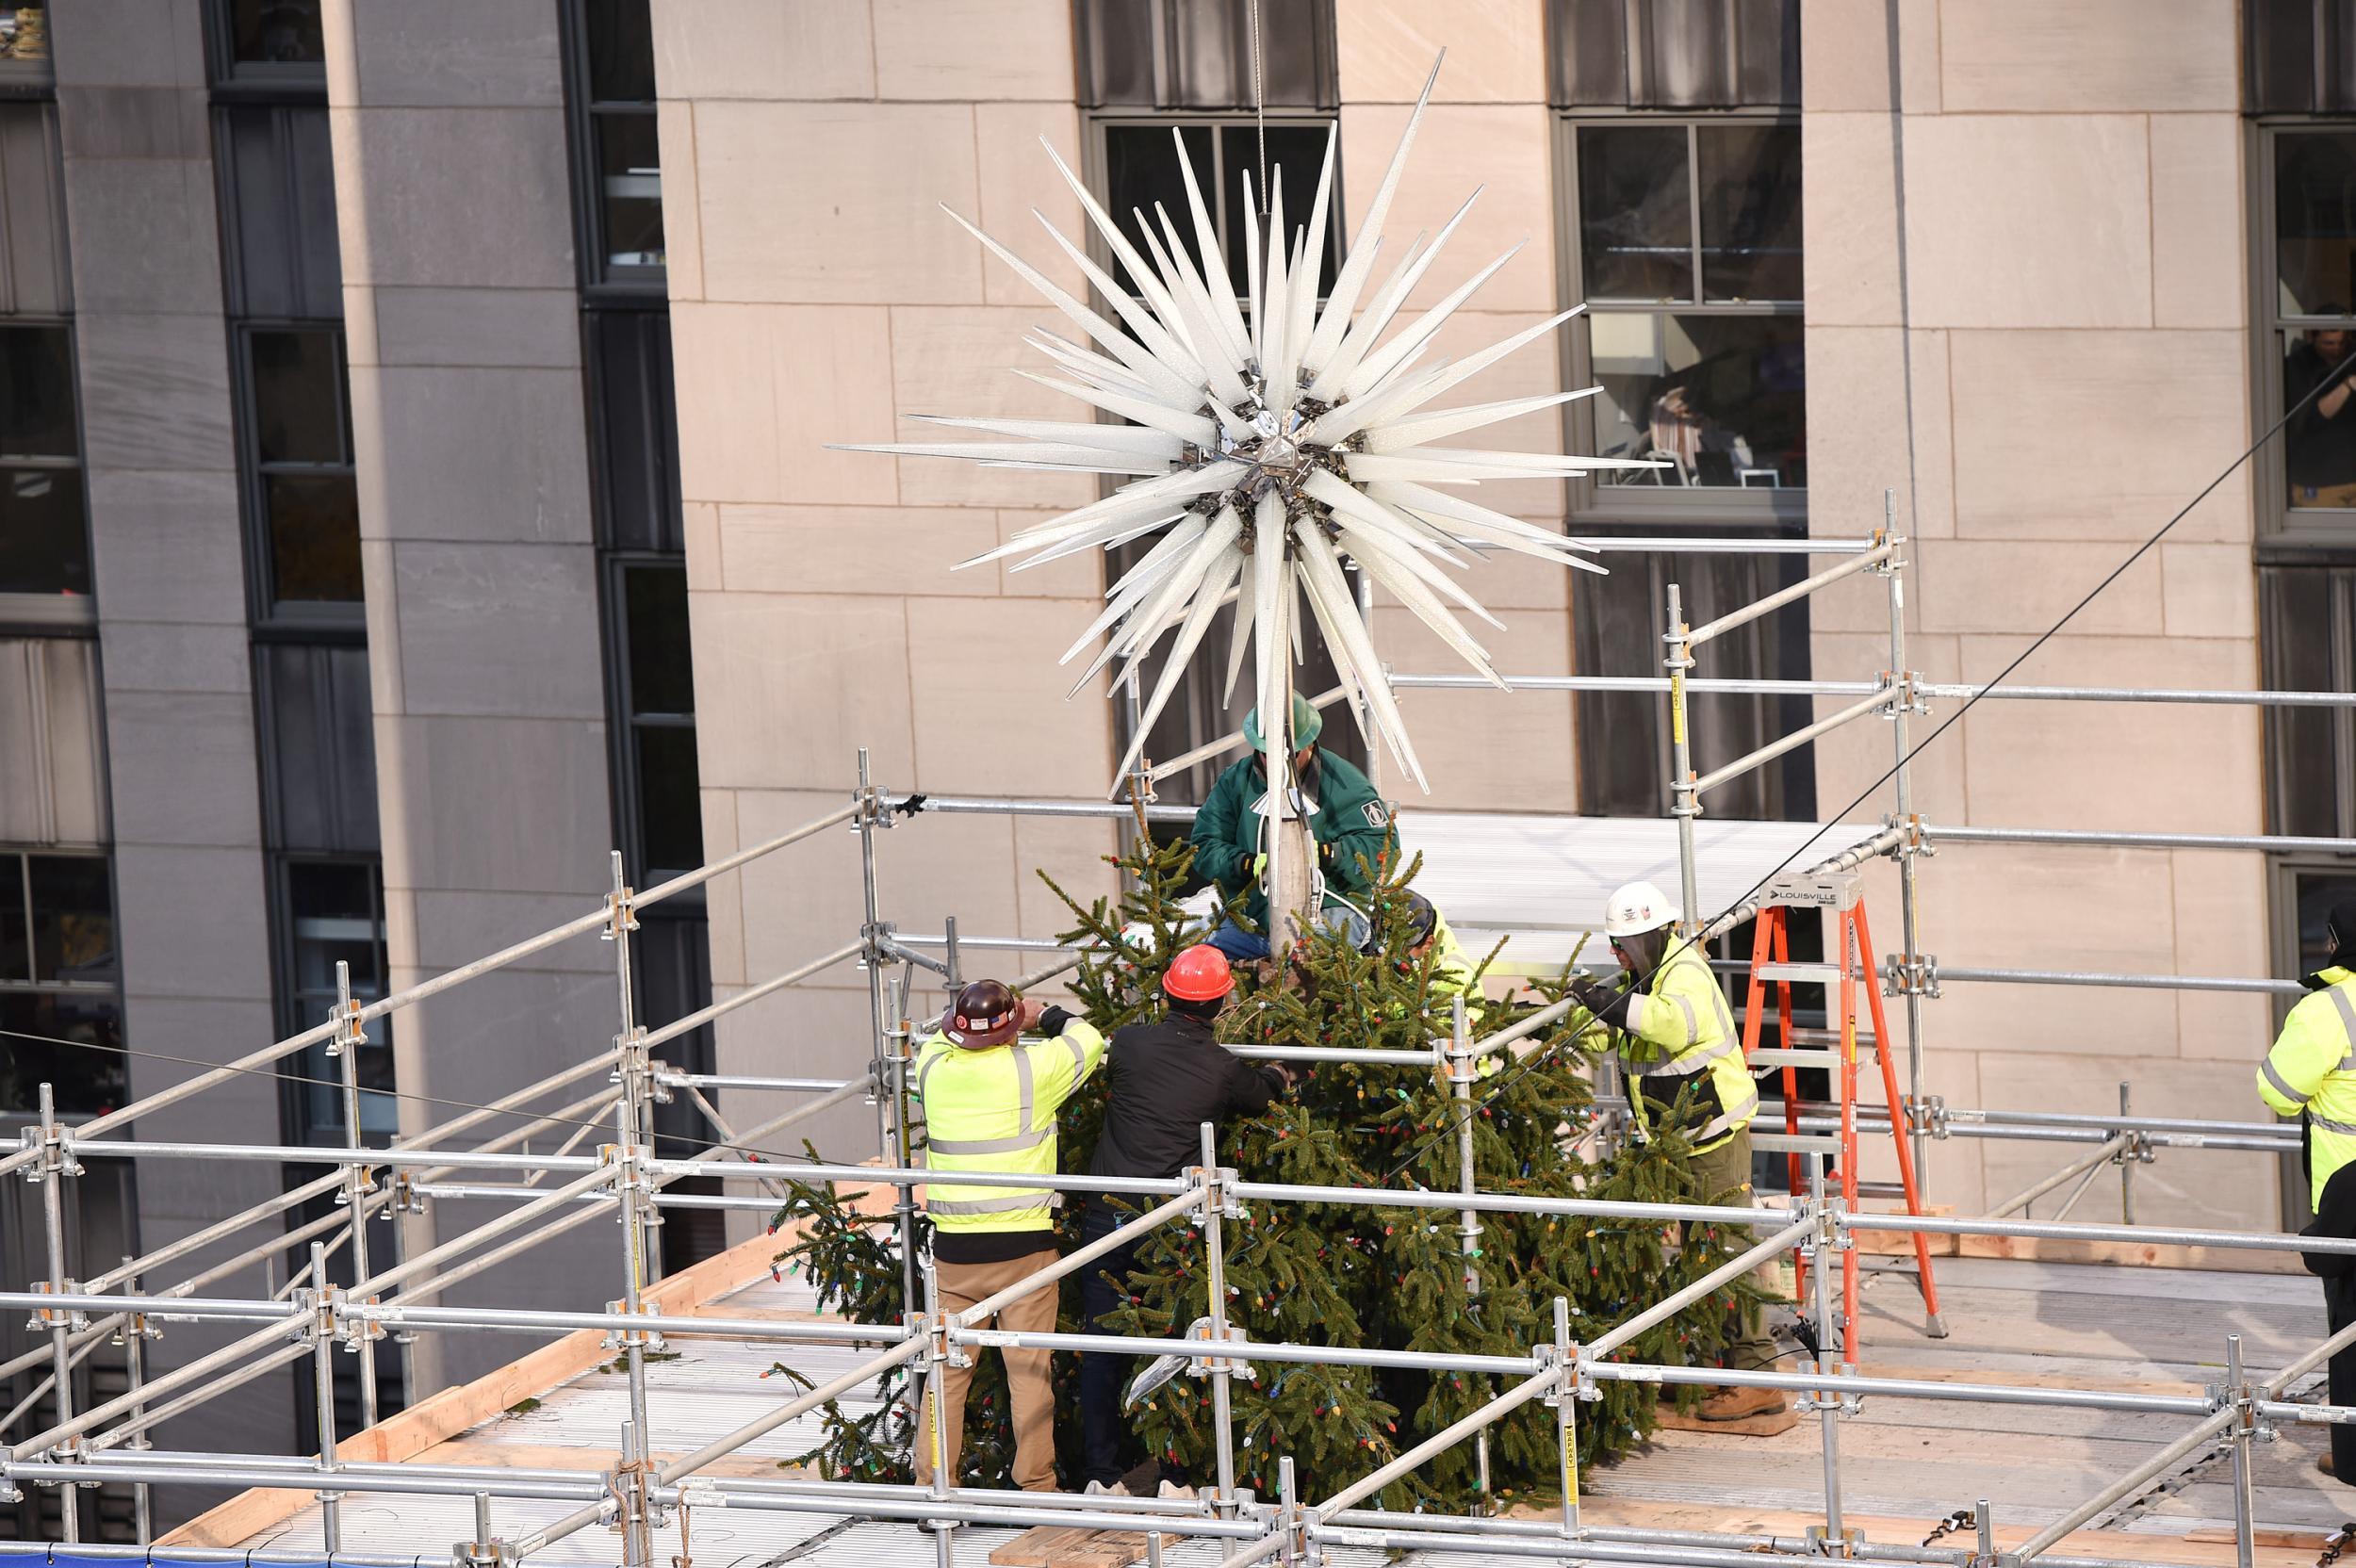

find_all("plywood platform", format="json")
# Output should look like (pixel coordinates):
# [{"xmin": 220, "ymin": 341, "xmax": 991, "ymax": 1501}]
[{"xmin": 180, "ymin": 1242, "xmax": 2354, "ymax": 1565}]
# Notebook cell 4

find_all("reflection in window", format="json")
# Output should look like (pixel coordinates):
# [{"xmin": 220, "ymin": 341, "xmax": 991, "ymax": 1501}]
[
  {"xmin": 1570, "ymin": 120, "xmax": 1803, "ymax": 498},
  {"xmin": 2260, "ymin": 566, "xmax": 2356, "ymax": 841},
  {"xmin": 1101, "ymin": 120, "xmax": 1340, "ymax": 299},
  {"xmin": 0, "ymin": 848, "xmax": 123, "ymax": 1114},
  {"xmin": 2274, "ymin": 132, "xmax": 2356, "ymax": 518},
  {"xmin": 2296, "ymin": 870, "xmax": 2356, "ymax": 978},
  {"xmin": 228, "ymin": 0, "xmax": 322, "ymax": 64},
  {"xmin": 0, "ymin": 324, "xmax": 87, "ymax": 597},
  {"xmin": 1590, "ymin": 314, "xmax": 1805, "ymax": 488},
  {"xmin": 245, "ymin": 327, "xmax": 362, "ymax": 607},
  {"xmin": 281, "ymin": 858, "xmax": 397, "ymax": 1142},
  {"xmin": 0, "ymin": 5, "xmax": 44, "ymax": 62}
]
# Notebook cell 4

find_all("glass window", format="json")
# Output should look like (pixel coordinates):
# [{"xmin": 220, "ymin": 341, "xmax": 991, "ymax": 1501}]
[
  {"xmin": 1100, "ymin": 120, "xmax": 1340, "ymax": 300},
  {"xmin": 614, "ymin": 564, "xmax": 702, "ymax": 877},
  {"xmin": 279, "ymin": 858, "xmax": 397, "ymax": 1142},
  {"xmin": 574, "ymin": 0, "xmax": 663, "ymax": 286},
  {"xmin": 243, "ymin": 326, "xmax": 361, "ymax": 609},
  {"xmin": 2272, "ymin": 131, "xmax": 2356, "ymax": 525},
  {"xmin": 2260, "ymin": 565, "xmax": 2356, "ymax": 841},
  {"xmin": 1075, "ymin": 0, "xmax": 1337, "ymax": 111},
  {"xmin": 227, "ymin": 0, "xmax": 322, "ymax": 65},
  {"xmin": 1567, "ymin": 120, "xmax": 1805, "ymax": 508},
  {"xmin": 0, "ymin": 848, "xmax": 124, "ymax": 1115},
  {"xmin": 0, "ymin": 5, "xmax": 48, "ymax": 67},
  {"xmin": 0, "ymin": 324, "xmax": 88, "ymax": 599}
]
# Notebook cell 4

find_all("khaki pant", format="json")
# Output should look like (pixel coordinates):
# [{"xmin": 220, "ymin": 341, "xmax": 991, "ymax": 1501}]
[
  {"xmin": 1688, "ymin": 1128, "xmax": 1779, "ymax": 1373},
  {"xmin": 913, "ymin": 1249, "xmax": 1060, "ymax": 1492}
]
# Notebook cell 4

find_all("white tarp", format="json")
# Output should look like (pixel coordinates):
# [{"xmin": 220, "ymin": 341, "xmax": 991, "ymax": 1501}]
[{"xmin": 1392, "ymin": 811, "xmax": 1888, "ymax": 976}]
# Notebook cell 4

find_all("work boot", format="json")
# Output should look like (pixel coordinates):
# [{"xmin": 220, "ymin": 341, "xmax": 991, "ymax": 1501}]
[{"xmin": 1695, "ymin": 1384, "xmax": 1788, "ymax": 1422}]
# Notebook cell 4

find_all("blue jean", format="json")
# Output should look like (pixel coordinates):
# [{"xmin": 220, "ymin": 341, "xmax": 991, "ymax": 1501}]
[
  {"xmin": 1206, "ymin": 920, "xmax": 1269, "ymax": 962},
  {"xmin": 1077, "ymin": 1205, "xmax": 1148, "ymax": 1487}
]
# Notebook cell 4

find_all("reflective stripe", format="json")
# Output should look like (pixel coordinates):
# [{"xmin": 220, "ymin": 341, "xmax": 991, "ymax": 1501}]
[
  {"xmin": 1668, "ymin": 993, "xmax": 1700, "ymax": 1049},
  {"xmin": 1062, "ymin": 1032, "xmax": 1088, "ymax": 1082},
  {"xmin": 1695, "ymin": 1086, "xmax": 1761, "ymax": 1145},
  {"xmin": 2332, "ymin": 987, "xmax": 2356, "ymax": 1048},
  {"xmin": 1014, "ymin": 1047, "xmax": 1036, "ymax": 1134},
  {"xmin": 915, "ymin": 1051, "xmax": 947, "ymax": 1102},
  {"xmin": 1641, "ymin": 1036, "xmax": 1740, "ymax": 1078},
  {"xmin": 1707, "ymin": 984, "xmax": 1735, "ymax": 1041},
  {"xmin": 2311, "ymin": 1114, "xmax": 2356, "ymax": 1138},
  {"xmin": 2264, "ymin": 1055, "xmax": 2312, "ymax": 1109},
  {"xmin": 927, "ymin": 1127, "xmax": 1053, "ymax": 1156},
  {"xmin": 926, "ymin": 1191, "xmax": 1053, "ymax": 1217}
]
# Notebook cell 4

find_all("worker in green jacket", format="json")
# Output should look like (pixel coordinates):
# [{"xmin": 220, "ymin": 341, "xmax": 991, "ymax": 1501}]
[
  {"xmin": 2257, "ymin": 900, "xmax": 2356, "ymax": 1482},
  {"xmin": 1189, "ymin": 691, "xmax": 1392, "ymax": 963},
  {"xmin": 911, "ymin": 978, "xmax": 1106, "ymax": 1497},
  {"xmin": 1572, "ymin": 879, "xmax": 1784, "ymax": 1429}
]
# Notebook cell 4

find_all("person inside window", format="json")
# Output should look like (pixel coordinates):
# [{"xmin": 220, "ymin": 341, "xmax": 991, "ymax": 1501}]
[{"xmin": 2287, "ymin": 315, "xmax": 2356, "ymax": 509}]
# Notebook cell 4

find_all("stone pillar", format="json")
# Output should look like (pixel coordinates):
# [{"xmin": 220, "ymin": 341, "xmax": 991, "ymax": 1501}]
[{"xmin": 321, "ymin": 0, "xmax": 618, "ymax": 1393}]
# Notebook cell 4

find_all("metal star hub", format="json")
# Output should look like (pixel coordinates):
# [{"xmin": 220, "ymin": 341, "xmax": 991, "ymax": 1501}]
[{"xmin": 840, "ymin": 55, "xmax": 1659, "ymax": 809}]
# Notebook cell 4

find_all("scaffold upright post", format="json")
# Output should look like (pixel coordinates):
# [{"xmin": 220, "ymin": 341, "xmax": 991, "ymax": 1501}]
[
  {"xmin": 885, "ymin": 968, "xmax": 922, "ymax": 1349},
  {"xmin": 1200, "ymin": 1120, "xmax": 1240, "ymax": 1517},
  {"xmin": 1664, "ymin": 581, "xmax": 1702, "ymax": 943},
  {"xmin": 1975, "ymin": 1498, "xmax": 1994, "ymax": 1567},
  {"xmin": 857, "ymin": 748, "xmax": 894, "ymax": 1163},
  {"xmin": 2119, "ymin": 1082, "xmax": 2136, "ymax": 1225},
  {"xmin": 33, "ymin": 1082, "xmax": 81, "ymax": 1543},
  {"xmin": 115, "ymin": 1258, "xmax": 151, "ymax": 1544},
  {"xmin": 1880, "ymin": 491, "xmax": 1932, "ymax": 1201},
  {"xmin": 1550, "ymin": 1294, "xmax": 1579, "ymax": 1538},
  {"xmin": 607, "ymin": 850, "xmax": 659, "ymax": 1287},
  {"xmin": 1448, "ymin": 994, "xmax": 1491, "ymax": 1504},
  {"xmin": 610, "ymin": 1090, "xmax": 658, "ymax": 1568},
  {"xmin": 1807, "ymin": 1154, "xmax": 1843, "ymax": 1545},
  {"xmin": 329, "ymin": 958, "xmax": 378, "ymax": 1429},
  {"xmin": 2227, "ymin": 1332, "xmax": 2256, "ymax": 1568},
  {"xmin": 307, "ymin": 1239, "xmax": 343, "ymax": 1556},
  {"xmin": 921, "ymin": 1256, "xmax": 956, "ymax": 1567}
]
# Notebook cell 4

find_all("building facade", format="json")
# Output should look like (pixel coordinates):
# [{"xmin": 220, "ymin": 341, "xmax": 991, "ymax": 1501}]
[{"xmin": 2, "ymin": 0, "xmax": 2352, "ymax": 1540}]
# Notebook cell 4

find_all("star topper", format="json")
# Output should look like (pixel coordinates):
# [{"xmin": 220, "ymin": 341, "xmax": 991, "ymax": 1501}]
[{"xmin": 840, "ymin": 57, "xmax": 1658, "ymax": 797}]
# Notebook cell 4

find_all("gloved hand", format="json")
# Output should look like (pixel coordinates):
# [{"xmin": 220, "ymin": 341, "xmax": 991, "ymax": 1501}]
[
  {"xmin": 1037, "ymin": 1004, "xmax": 1073, "ymax": 1038},
  {"xmin": 1251, "ymin": 852, "xmax": 1267, "ymax": 884}
]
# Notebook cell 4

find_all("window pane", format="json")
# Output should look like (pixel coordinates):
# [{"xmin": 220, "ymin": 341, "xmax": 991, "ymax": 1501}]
[
  {"xmin": 28, "ymin": 854, "xmax": 112, "ymax": 984},
  {"xmin": 635, "ymin": 726, "xmax": 703, "ymax": 874},
  {"xmin": 1588, "ymin": 312, "xmax": 1805, "ymax": 487},
  {"xmin": 1697, "ymin": 123, "xmax": 1800, "ymax": 302},
  {"xmin": 584, "ymin": 0, "xmax": 656, "ymax": 102},
  {"xmin": 231, "ymin": 0, "xmax": 323, "ymax": 63},
  {"xmin": 2260, "ymin": 568, "xmax": 2343, "ymax": 840},
  {"xmin": 0, "ymin": 855, "xmax": 25, "ymax": 980},
  {"xmin": 2278, "ymin": 132, "xmax": 2356, "ymax": 318},
  {"xmin": 0, "ymin": 5, "xmax": 47, "ymax": 62},
  {"xmin": 2284, "ymin": 328, "xmax": 2356, "ymax": 511},
  {"xmin": 0, "ymin": 324, "xmax": 76, "ymax": 459},
  {"xmin": 2299, "ymin": 872, "xmax": 2356, "ymax": 976},
  {"xmin": 251, "ymin": 330, "xmax": 344, "ymax": 466},
  {"xmin": 1579, "ymin": 125, "xmax": 1692, "ymax": 301},
  {"xmin": 1218, "ymin": 122, "xmax": 1340, "ymax": 296},
  {"xmin": 267, "ymin": 472, "xmax": 364, "ymax": 603},
  {"xmin": 1103, "ymin": 123, "xmax": 1216, "ymax": 295},
  {"xmin": 1, "ymin": 990, "xmax": 124, "ymax": 1115},
  {"xmin": 284, "ymin": 859, "xmax": 394, "ymax": 1141},
  {"xmin": 624, "ymin": 564, "xmax": 694, "ymax": 715},
  {"xmin": 597, "ymin": 112, "xmax": 664, "ymax": 271},
  {"xmin": 0, "ymin": 466, "xmax": 88, "ymax": 596}
]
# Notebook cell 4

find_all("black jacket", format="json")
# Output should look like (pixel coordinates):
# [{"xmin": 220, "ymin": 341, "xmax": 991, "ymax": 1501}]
[{"xmin": 1088, "ymin": 1012, "xmax": 1284, "ymax": 1211}]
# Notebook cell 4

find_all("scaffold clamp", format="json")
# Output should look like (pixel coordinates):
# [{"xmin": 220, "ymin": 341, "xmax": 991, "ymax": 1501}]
[
  {"xmin": 602, "ymin": 1298, "xmax": 667, "ymax": 1355},
  {"xmin": 1884, "ymin": 951, "xmax": 1940, "ymax": 1000}
]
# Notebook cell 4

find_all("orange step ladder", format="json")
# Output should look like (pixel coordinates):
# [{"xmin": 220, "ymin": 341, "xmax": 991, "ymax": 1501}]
[{"xmin": 1740, "ymin": 871, "xmax": 1945, "ymax": 1359}]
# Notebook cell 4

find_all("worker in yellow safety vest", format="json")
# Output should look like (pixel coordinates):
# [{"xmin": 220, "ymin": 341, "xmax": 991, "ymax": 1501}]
[
  {"xmin": 1570, "ymin": 879, "xmax": 1787, "ymax": 1429},
  {"xmin": 911, "ymin": 978, "xmax": 1106, "ymax": 1500},
  {"xmin": 2256, "ymin": 899, "xmax": 2356, "ymax": 1482}
]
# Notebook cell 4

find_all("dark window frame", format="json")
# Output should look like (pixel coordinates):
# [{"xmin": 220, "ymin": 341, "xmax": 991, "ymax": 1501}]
[
  {"xmin": 2253, "ymin": 118, "xmax": 2356, "ymax": 558},
  {"xmin": 1074, "ymin": 0, "xmax": 1338, "ymax": 112},
  {"xmin": 228, "ymin": 319, "xmax": 364, "ymax": 630},
  {"xmin": 1083, "ymin": 110, "xmax": 1344, "ymax": 302},
  {"xmin": 2259, "ymin": 563, "xmax": 2356, "ymax": 841},
  {"xmin": 1553, "ymin": 108, "xmax": 1806, "ymax": 527},
  {"xmin": 0, "ymin": 315, "xmax": 93, "ymax": 628},
  {"xmin": 558, "ymin": 0, "xmax": 664, "ymax": 300},
  {"xmin": 0, "ymin": 843, "xmax": 126, "ymax": 1117},
  {"xmin": 265, "ymin": 851, "xmax": 394, "ymax": 1147},
  {"xmin": 598, "ymin": 552, "xmax": 701, "ymax": 887},
  {"xmin": 202, "ymin": 0, "xmax": 328, "ymax": 98}
]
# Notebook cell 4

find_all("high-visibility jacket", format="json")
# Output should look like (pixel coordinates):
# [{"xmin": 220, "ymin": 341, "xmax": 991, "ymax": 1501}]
[
  {"xmin": 1617, "ymin": 938, "xmax": 1755, "ymax": 1153},
  {"xmin": 2257, "ymin": 965, "xmax": 2356, "ymax": 1208},
  {"xmin": 914, "ymin": 1018, "xmax": 1106, "ymax": 1236}
]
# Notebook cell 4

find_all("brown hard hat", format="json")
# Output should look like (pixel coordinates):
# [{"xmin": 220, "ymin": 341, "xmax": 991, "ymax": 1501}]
[{"xmin": 943, "ymin": 978, "xmax": 1022, "ymax": 1049}]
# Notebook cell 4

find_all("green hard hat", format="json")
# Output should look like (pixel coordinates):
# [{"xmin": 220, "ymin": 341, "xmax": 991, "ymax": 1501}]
[{"xmin": 1243, "ymin": 692, "xmax": 1322, "ymax": 753}]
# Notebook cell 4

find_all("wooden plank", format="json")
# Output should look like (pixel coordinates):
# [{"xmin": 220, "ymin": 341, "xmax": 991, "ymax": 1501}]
[
  {"xmin": 987, "ymin": 1525, "xmax": 1109, "ymax": 1566},
  {"xmin": 1651, "ymin": 1404, "xmax": 1801, "ymax": 1438},
  {"xmin": 1065, "ymin": 1533, "xmax": 1148, "ymax": 1568}
]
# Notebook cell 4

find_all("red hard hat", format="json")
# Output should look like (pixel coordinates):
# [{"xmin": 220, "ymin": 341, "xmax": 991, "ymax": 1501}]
[
  {"xmin": 943, "ymin": 979, "xmax": 1022, "ymax": 1049},
  {"xmin": 1164, "ymin": 944, "xmax": 1234, "ymax": 1003}
]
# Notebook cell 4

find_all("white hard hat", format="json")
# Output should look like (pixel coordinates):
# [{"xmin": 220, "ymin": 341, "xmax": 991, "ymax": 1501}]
[{"xmin": 1603, "ymin": 880, "xmax": 1678, "ymax": 939}]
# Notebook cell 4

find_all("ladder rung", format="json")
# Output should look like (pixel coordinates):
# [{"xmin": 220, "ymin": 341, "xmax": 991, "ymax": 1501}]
[
  {"xmin": 1753, "ymin": 962, "xmax": 1849, "ymax": 984},
  {"xmin": 1854, "ymin": 1181, "xmax": 1909, "ymax": 1200},
  {"xmin": 1787, "ymin": 1026, "xmax": 1877, "ymax": 1049},
  {"xmin": 1749, "ymin": 1048, "xmax": 1841, "ymax": 1070},
  {"xmin": 1753, "ymin": 1132, "xmax": 1842, "ymax": 1153}
]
